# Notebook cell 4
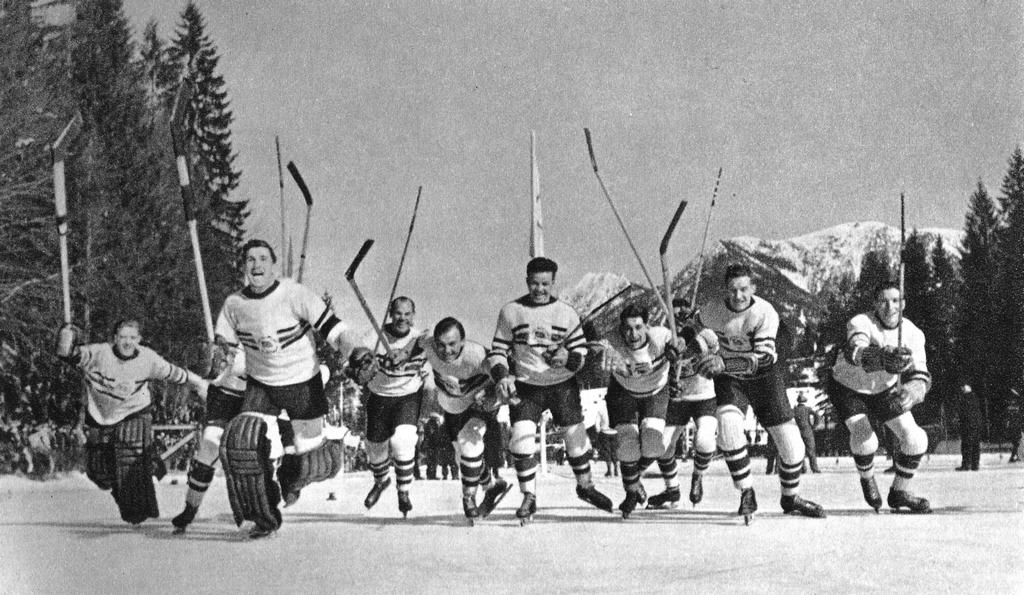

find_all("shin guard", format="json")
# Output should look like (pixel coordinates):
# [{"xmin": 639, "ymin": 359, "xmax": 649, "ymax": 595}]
[
  {"xmin": 278, "ymin": 440, "xmax": 344, "ymax": 498},
  {"xmin": 113, "ymin": 415, "xmax": 159, "ymax": 524},
  {"xmin": 220, "ymin": 414, "xmax": 282, "ymax": 531}
]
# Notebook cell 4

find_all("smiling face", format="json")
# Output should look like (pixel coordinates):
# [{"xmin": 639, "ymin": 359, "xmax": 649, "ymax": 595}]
[
  {"xmin": 874, "ymin": 287, "xmax": 903, "ymax": 328},
  {"xmin": 527, "ymin": 271, "xmax": 555, "ymax": 304},
  {"xmin": 433, "ymin": 326, "xmax": 464, "ymax": 363},
  {"xmin": 113, "ymin": 323, "xmax": 141, "ymax": 357},
  {"xmin": 390, "ymin": 299, "xmax": 415, "ymax": 335},
  {"xmin": 724, "ymin": 275, "xmax": 755, "ymax": 310},
  {"xmin": 244, "ymin": 246, "xmax": 277, "ymax": 291},
  {"xmin": 619, "ymin": 316, "xmax": 647, "ymax": 349}
]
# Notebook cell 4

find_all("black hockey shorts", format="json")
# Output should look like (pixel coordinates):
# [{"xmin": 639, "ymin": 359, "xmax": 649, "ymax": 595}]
[
  {"xmin": 713, "ymin": 364, "xmax": 793, "ymax": 428},
  {"xmin": 205, "ymin": 385, "xmax": 245, "ymax": 427},
  {"xmin": 242, "ymin": 374, "xmax": 327, "ymax": 421},
  {"xmin": 665, "ymin": 396, "xmax": 717, "ymax": 427},
  {"xmin": 510, "ymin": 377, "xmax": 583, "ymax": 427},
  {"xmin": 831, "ymin": 380, "xmax": 904, "ymax": 425},
  {"xmin": 443, "ymin": 407, "xmax": 498, "ymax": 444},
  {"xmin": 606, "ymin": 376, "xmax": 670, "ymax": 427},
  {"xmin": 365, "ymin": 391, "xmax": 422, "ymax": 444}
]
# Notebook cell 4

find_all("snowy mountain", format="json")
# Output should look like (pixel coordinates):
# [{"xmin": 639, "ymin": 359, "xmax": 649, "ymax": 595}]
[{"xmin": 567, "ymin": 221, "xmax": 963, "ymax": 339}]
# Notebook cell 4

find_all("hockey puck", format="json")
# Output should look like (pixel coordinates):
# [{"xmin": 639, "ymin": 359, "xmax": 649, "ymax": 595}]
[
  {"xmin": 171, "ymin": 479, "xmax": 178, "ymax": 485},
  {"xmin": 327, "ymin": 492, "xmax": 337, "ymax": 501}
]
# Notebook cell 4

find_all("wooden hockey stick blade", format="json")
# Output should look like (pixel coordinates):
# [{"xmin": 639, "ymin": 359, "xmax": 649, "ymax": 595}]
[
  {"xmin": 583, "ymin": 128, "xmax": 598, "ymax": 172},
  {"xmin": 345, "ymin": 239, "xmax": 374, "ymax": 280},
  {"xmin": 659, "ymin": 198, "xmax": 688, "ymax": 256},
  {"xmin": 287, "ymin": 161, "xmax": 313, "ymax": 206},
  {"xmin": 52, "ymin": 112, "xmax": 83, "ymax": 160}
]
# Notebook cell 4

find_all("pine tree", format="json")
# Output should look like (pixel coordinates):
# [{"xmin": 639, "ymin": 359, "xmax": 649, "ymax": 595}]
[
  {"xmin": 139, "ymin": 20, "xmax": 177, "ymax": 108},
  {"xmin": 167, "ymin": 1, "xmax": 246, "ymax": 306},
  {"xmin": 995, "ymin": 147, "xmax": 1024, "ymax": 407},
  {"xmin": 919, "ymin": 236, "xmax": 961, "ymax": 426}
]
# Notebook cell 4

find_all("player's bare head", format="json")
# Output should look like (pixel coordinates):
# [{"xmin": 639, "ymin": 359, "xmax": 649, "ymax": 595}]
[
  {"xmin": 433, "ymin": 317, "xmax": 465, "ymax": 361},
  {"xmin": 723, "ymin": 263, "xmax": 755, "ymax": 310},
  {"xmin": 619, "ymin": 302, "xmax": 649, "ymax": 346},
  {"xmin": 672, "ymin": 296, "xmax": 695, "ymax": 322},
  {"xmin": 526, "ymin": 257, "xmax": 558, "ymax": 304},
  {"xmin": 241, "ymin": 239, "xmax": 278, "ymax": 291},
  {"xmin": 389, "ymin": 296, "xmax": 416, "ymax": 334},
  {"xmin": 112, "ymin": 319, "xmax": 141, "ymax": 355},
  {"xmin": 873, "ymin": 280, "xmax": 903, "ymax": 326}
]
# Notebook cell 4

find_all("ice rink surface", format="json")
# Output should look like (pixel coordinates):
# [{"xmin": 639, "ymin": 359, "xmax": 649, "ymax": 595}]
[{"xmin": 1, "ymin": 454, "xmax": 1021, "ymax": 594}]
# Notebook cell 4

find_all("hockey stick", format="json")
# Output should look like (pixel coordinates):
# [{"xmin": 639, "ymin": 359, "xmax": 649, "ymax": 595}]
[
  {"xmin": 276, "ymin": 135, "xmax": 287, "ymax": 274},
  {"xmin": 286, "ymin": 161, "xmax": 314, "ymax": 283},
  {"xmin": 170, "ymin": 68, "xmax": 215, "ymax": 345},
  {"xmin": 375, "ymin": 186, "xmax": 423, "ymax": 351},
  {"xmin": 689, "ymin": 168, "xmax": 723, "ymax": 310},
  {"xmin": 583, "ymin": 128, "xmax": 669, "ymax": 317},
  {"xmin": 345, "ymin": 240, "xmax": 393, "ymax": 357},
  {"xmin": 897, "ymin": 193, "xmax": 906, "ymax": 393},
  {"xmin": 558, "ymin": 285, "xmax": 632, "ymax": 349},
  {"xmin": 530, "ymin": 130, "xmax": 544, "ymax": 258},
  {"xmin": 659, "ymin": 197, "xmax": 688, "ymax": 337},
  {"xmin": 51, "ymin": 112, "xmax": 83, "ymax": 325}
]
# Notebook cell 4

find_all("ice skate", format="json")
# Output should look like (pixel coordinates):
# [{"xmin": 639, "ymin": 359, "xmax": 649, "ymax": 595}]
[
  {"xmin": 576, "ymin": 484, "xmax": 614, "ymax": 513},
  {"xmin": 689, "ymin": 472, "xmax": 704, "ymax": 506},
  {"xmin": 171, "ymin": 503, "xmax": 198, "ymax": 535},
  {"xmin": 248, "ymin": 525, "xmax": 276, "ymax": 540},
  {"xmin": 516, "ymin": 492, "xmax": 537, "ymax": 525},
  {"xmin": 618, "ymin": 486, "xmax": 646, "ymax": 519},
  {"xmin": 860, "ymin": 476, "xmax": 882, "ymax": 512},
  {"xmin": 462, "ymin": 494, "xmax": 480, "ymax": 525},
  {"xmin": 647, "ymin": 486, "xmax": 681, "ymax": 509},
  {"xmin": 479, "ymin": 479, "xmax": 512, "ymax": 518},
  {"xmin": 781, "ymin": 494, "xmax": 826, "ymax": 518},
  {"xmin": 363, "ymin": 477, "xmax": 392, "ymax": 510},
  {"xmin": 887, "ymin": 489, "xmax": 931, "ymax": 514},
  {"xmin": 738, "ymin": 487, "xmax": 757, "ymax": 525},
  {"xmin": 397, "ymin": 490, "xmax": 413, "ymax": 518}
]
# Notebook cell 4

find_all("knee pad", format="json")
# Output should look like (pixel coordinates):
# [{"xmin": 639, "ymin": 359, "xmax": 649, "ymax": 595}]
[
  {"xmin": 716, "ymin": 406, "xmax": 747, "ymax": 451},
  {"xmin": 194, "ymin": 426, "xmax": 224, "ymax": 467},
  {"xmin": 509, "ymin": 421, "xmax": 538, "ymax": 456},
  {"xmin": 615, "ymin": 424, "xmax": 641, "ymax": 462},
  {"xmin": 291, "ymin": 417, "xmax": 326, "ymax": 454},
  {"xmin": 693, "ymin": 416, "xmax": 718, "ymax": 454},
  {"xmin": 85, "ymin": 428, "xmax": 116, "ymax": 490},
  {"xmin": 113, "ymin": 415, "xmax": 159, "ymax": 524},
  {"xmin": 768, "ymin": 421, "xmax": 804, "ymax": 465},
  {"xmin": 278, "ymin": 439, "xmax": 344, "ymax": 498},
  {"xmin": 562, "ymin": 423, "xmax": 589, "ymax": 458},
  {"xmin": 639, "ymin": 418, "xmax": 666, "ymax": 459},
  {"xmin": 845, "ymin": 414, "xmax": 878, "ymax": 456},
  {"xmin": 457, "ymin": 419, "xmax": 486, "ymax": 459},
  {"xmin": 390, "ymin": 424, "xmax": 419, "ymax": 461},
  {"xmin": 887, "ymin": 414, "xmax": 928, "ymax": 456},
  {"xmin": 219, "ymin": 413, "xmax": 282, "ymax": 530}
]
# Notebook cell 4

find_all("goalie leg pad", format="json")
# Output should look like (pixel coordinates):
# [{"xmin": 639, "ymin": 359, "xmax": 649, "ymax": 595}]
[
  {"xmin": 220, "ymin": 414, "xmax": 282, "ymax": 530},
  {"xmin": 85, "ymin": 426, "xmax": 116, "ymax": 490},
  {"xmin": 113, "ymin": 414, "xmax": 159, "ymax": 524},
  {"xmin": 278, "ymin": 439, "xmax": 344, "ymax": 497}
]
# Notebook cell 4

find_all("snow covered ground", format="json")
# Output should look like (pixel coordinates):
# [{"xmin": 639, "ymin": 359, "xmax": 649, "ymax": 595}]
[{"xmin": 1, "ymin": 454, "xmax": 1021, "ymax": 594}]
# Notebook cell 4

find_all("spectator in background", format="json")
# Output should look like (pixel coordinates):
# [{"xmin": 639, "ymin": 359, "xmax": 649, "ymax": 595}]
[
  {"xmin": 1008, "ymin": 388, "xmax": 1022, "ymax": 463},
  {"xmin": 793, "ymin": 395, "xmax": 821, "ymax": 473},
  {"xmin": 957, "ymin": 385, "xmax": 982, "ymax": 472}
]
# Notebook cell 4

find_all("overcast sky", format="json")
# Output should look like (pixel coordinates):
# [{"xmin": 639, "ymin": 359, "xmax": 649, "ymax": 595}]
[{"xmin": 124, "ymin": 1, "xmax": 1023, "ymax": 341}]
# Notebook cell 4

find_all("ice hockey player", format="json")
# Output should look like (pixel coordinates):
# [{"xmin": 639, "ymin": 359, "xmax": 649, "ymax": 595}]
[
  {"xmin": 487, "ymin": 256, "xmax": 613, "ymax": 523},
  {"xmin": 648, "ymin": 297, "xmax": 722, "ymax": 509},
  {"xmin": 349, "ymin": 296, "xmax": 429, "ymax": 518},
  {"xmin": 57, "ymin": 319, "xmax": 209, "ymax": 525},
  {"xmin": 214, "ymin": 239, "xmax": 353, "ymax": 538},
  {"xmin": 698, "ymin": 264, "xmax": 825, "ymax": 522},
  {"xmin": 830, "ymin": 280, "xmax": 933, "ymax": 513},
  {"xmin": 420, "ymin": 316, "xmax": 512, "ymax": 523}
]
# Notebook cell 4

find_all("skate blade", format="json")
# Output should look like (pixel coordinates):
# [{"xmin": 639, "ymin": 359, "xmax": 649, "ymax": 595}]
[
  {"xmin": 743, "ymin": 514, "xmax": 753, "ymax": 526},
  {"xmin": 171, "ymin": 526, "xmax": 186, "ymax": 535}
]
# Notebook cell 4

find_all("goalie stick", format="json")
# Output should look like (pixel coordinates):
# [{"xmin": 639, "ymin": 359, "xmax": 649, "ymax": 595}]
[
  {"xmin": 51, "ymin": 112, "xmax": 83, "ymax": 325},
  {"xmin": 286, "ymin": 161, "xmax": 314, "ymax": 283}
]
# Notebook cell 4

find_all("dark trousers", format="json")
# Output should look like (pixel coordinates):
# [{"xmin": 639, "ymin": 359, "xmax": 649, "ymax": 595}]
[{"xmin": 961, "ymin": 435, "xmax": 981, "ymax": 470}]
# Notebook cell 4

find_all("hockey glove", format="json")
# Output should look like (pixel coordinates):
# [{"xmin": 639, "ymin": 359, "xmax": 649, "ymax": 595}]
[
  {"xmin": 849, "ymin": 344, "xmax": 886, "ymax": 372},
  {"xmin": 346, "ymin": 348, "xmax": 378, "ymax": 386},
  {"xmin": 56, "ymin": 323, "xmax": 82, "ymax": 362},
  {"xmin": 723, "ymin": 353, "xmax": 760, "ymax": 375},
  {"xmin": 697, "ymin": 354, "xmax": 725, "ymax": 378},
  {"xmin": 882, "ymin": 346, "xmax": 913, "ymax": 374},
  {"xmin": 565, "ymin": 350, "xmax": 585, "ymax": 373},
  {"xmin": 899, "ymin": 379, "xmax": 928, "ymax": 411}
]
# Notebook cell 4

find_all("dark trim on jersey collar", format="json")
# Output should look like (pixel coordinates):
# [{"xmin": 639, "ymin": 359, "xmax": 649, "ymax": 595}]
[
  {"xmin": 724, "ymin": 297, "xmax": 755, "ymax": 314},
  {"xmin": 515, "ymin": 294, "xmax": 556, "ymax": 308},
  {"xmin": 384, "ymin": 322, "xmax": 412, "ymax": 339},
  {"xmin": 872, "ymin": 311, "xmax": 900, "ymax": 331},
  {"xmin": 112, "ymin": 344, "xmax": 139, "ymax": 361},
  {"xmin": 242, "ymin": 280, "xmax": 280, "ymax": 299}
]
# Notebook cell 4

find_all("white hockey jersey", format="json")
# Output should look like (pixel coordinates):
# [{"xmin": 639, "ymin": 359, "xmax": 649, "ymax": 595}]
[
  {"xmin": 605, "ymin": 325, "xmax": 673, "ymax": 397},
  {"xmin": 832, "ymin": 312, "xmax": 930, "ymax": 395},
  {"xmin": 488, "ymin": 296, "xmax": 587, "ymax": 387},
  {"xmin": 699, "ymin": 295, "xmax": 779, "ymax": 379},
  {"xmin": 422, "ymin": 339, "xmax": 494, "ymax": 414},
  {"xmin": 78, "ymin": 343, "xmax": 189, "ymax": 425},
  {"xmin": 366, "ymin": 325, "xmax": 428, "ymax": 398}
]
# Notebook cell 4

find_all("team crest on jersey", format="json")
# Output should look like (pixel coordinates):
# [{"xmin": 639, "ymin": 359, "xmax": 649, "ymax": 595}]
[{"xmin": 258, "ymin": 335, "xmax": 281, "ymax": 354}]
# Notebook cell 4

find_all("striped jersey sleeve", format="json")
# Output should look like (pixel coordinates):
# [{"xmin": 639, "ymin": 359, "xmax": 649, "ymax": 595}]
[
  {"xmin": 290, "ymin": 281, "xmax": 345, "ymax": 343},
  {"xmin": 143, "ymin": 347, "xmax": 189, "ymax": 385},
  {"xmin": 749, "ymin": 300, "xmax": 779, "ymax": 366}
]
